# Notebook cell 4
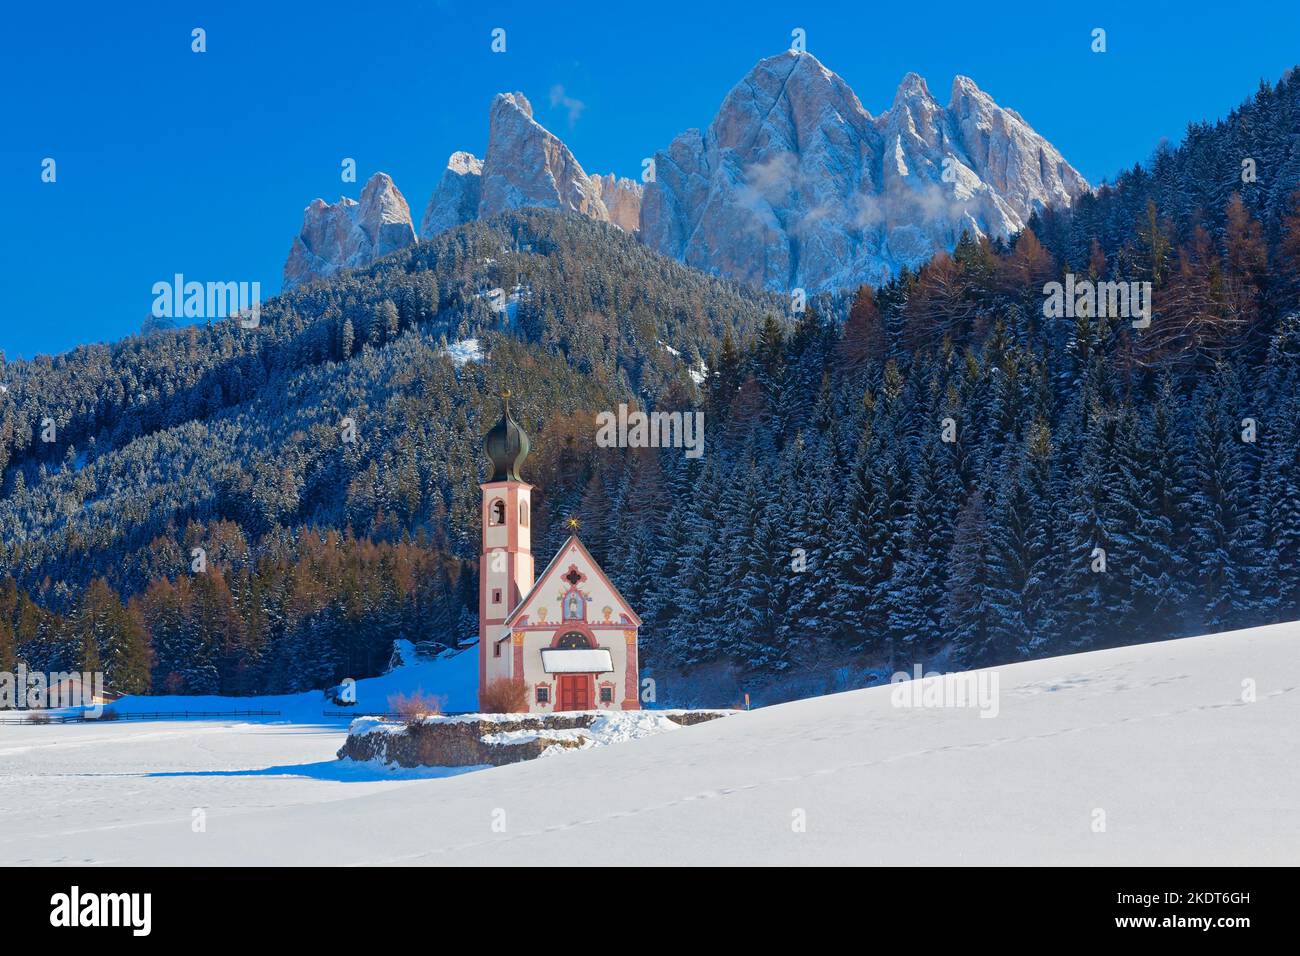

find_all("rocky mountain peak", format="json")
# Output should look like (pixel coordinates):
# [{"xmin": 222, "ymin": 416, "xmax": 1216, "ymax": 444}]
[
  {"xmin": 420, "ymin": 151, "xmax": 483, "ymax": 239},
  {"xmin": 283, "ymin": 172, "xmax": 416, "ymax": 290},
  {"xmin": 420, "ymin": 89, "xmax": 642, "ymax": 237},
  {"xmin": 478, "ymin": 90, "xmax": 608, "ymax": 222},
  {"xmin": 284, "ymin": 51, "xmax": 1086, "ymax": 294},
  {"xmin": 895, "ymin": 71, "xmax": 935, "ymax": 102},
  {"xmin": 641, "ymin": 51, "xmax": 1090, "ymax": 293},
  {"xmin": 495, "ymin": 91, "xmax": 534, "ymax": 120}
]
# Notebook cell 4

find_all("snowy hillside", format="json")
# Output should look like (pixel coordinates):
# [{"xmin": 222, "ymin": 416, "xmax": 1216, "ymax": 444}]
[
  {"xmin": 100, "ymin": 640, "xmax": 480, "ymax": 720},
  {"xmin": 1, "ymin": 623, "xmax": 1296, "ymax": 865}
]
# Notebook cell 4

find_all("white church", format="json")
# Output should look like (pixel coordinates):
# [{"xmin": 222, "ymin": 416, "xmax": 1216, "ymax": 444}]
[{"xmin": 477, "ymin": 395, "xmax": 641, "ymax": 713}]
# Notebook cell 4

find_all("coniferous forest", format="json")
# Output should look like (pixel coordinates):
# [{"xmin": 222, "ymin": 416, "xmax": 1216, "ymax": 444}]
[{"xmin": 2, "ymin": 70, "xmax": 1299, "ymax": 700}]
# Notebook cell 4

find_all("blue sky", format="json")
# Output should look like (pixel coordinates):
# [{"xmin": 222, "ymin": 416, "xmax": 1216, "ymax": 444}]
[{"xmin": 2, "ymin": 0, "xmax": 1298, "ymax": 359}]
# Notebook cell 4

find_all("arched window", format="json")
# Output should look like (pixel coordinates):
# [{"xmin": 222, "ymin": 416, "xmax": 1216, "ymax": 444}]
[
  {"xmin": 564, "ymin": 592, "xmax": 584, "ymax": 621},
  {"xmin": 556, "ymin": 631, "xmax": 591, "ymax": 649},
  {"xmin": 519, "ymin": 500, "xmax": 529, "ymax": 527},
  {"xmin": 489, "ymin": 499, "xmax": 505, "ymax": 526}
]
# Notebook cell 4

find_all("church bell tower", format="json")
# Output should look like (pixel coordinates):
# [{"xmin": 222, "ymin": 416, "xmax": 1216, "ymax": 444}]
[{"xmin": 479, "ymin": 392, "xmax": 534, "ymax": 699}]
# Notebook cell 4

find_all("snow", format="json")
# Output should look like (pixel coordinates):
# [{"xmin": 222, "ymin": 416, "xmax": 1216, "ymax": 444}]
[
  {"xmin": 442, "ymin": 338, "xmax": 484, "ymax": 366},
  {"xmin": 481, "ymin": 727, "xmax": 589, "ymax": 746},
  {"xmin": 484, "ymin": 713, "xmax": 678, "ymax": 758},
  {"xmin": 641, "ymin": 51, "xmax": 1089, "ymax": 294},
  {"xmin": 444, "ymin": 712, "xmax": 688, "ymax": 750},
  {"xmin": 578, "ymin": 711, "xmax": 686, "ymax": 746},
  {"xmin": 99, "ymin": 641, "xmax": 479, "ymax": 721},
  {"xmin": 350, "ymin": 709, "xmax": 727, "ymax": 734},
  {"xmin": 2, "ymin": 622, "xmax": 1297, "ymax": 864},
  {"xmin": 389, "ymin": 639, "xmax": 416, "ymax": 667},
  {"xmin": 539, "ymin": 648, "xmax": 613, "ymax": 673},
  {"xmin": 474, "ymin": 284, "xmax": 527, "ymax": 326},
  {"xmin": 659, "ymin": 340, "xmax": 708, "ymax": 385}
]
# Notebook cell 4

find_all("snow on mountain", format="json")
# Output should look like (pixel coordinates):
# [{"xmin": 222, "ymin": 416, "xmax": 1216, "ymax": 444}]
[
  {"xmin": 642, "ymin": 51, "xmax": 1089, "ymax": 291},
  {"xmin": 420, "ymin": 92, "xmax": 643, "ymax": 238},
  {"xmin": 419, "ymin": 151, "xmax": 483, "ymax": 239},
  {"xmin": 660, "ymin": 340, "xmax": 708, "ymax": 384},
  {"xmin": 283, "ymin": 172, "xmax": 417, "ymax": 289},
  {"xmin": 2, "ymin": 622, "xmax": 1295, "ymax": 864},
  {"xmin": 478, "ymin": 92, "xmax": 611, "ymax": 222},
  {"xmin": 441, "ymin": 337, "xmax": 484, "ymax": 366},
  {"xmin": 285, "ymin": 52, "xmax": 1080, "ymax": 292}
]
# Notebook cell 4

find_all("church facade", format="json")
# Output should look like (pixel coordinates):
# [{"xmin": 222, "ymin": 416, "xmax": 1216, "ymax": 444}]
[{"xmin": 478, "ymin": 397, "xmax": 641, "ymax": 713}]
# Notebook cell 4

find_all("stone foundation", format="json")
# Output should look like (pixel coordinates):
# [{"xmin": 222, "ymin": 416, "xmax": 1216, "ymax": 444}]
[{"xmin": 337, "ymin": 710, "xmax": 731, "ymax": 768}]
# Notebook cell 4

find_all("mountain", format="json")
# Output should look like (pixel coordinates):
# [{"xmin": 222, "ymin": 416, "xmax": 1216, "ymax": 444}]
[
  {"xmin": 284, "ymin": 173, "xmax": 417, "ymax": 289},
  {"xmin": 419, "ymin": 151, "xmax": 483, "ymax": 239},
  {"xmin": 418, "ymin": 92, "xmax": 644, "ymax": 242},
  {"xmin": 403, "ymin": 52, "xmax": 1086, "ymax": 295},
  {"xmin": 286, "ymin": 53, "xmax": 1083, "ymax": 291},
  {"xmin": 5, "ymin": 65, "xmax": 1298, "ymax": 702},
  {"xmin": 641, "ymin": 51, "xmax": 1089, "ymax": 292},
  {"xmin": 593, "ymin": 173, "xmax": 644, "ymax": 234}
]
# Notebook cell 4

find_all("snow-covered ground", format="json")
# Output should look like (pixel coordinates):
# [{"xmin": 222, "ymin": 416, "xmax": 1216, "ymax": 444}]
[
  {"xmin": 441, "ymin": 337, "xmax": 484, "ymax": 366},
  {"xmin": 1, "ymin": 623, "xmax": 1297, "ymax": 865},
  {"xmin": 100, "ymin": 639, "xmax": 479, "ymax": 720}
]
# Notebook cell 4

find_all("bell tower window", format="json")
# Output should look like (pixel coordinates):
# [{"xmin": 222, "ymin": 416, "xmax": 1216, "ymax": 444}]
[
  {"xmin": 520, "ymin": 500, "xmax": 529, "ymax": 527},
  {"xmin": 489, "ymin": 499, "xmax": 505, "ymax": 526}
]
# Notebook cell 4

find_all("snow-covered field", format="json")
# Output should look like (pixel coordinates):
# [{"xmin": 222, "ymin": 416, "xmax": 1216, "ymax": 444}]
[{"xmin": 2, "ymin": 623, "xmax": 1297, "ymax": 865}]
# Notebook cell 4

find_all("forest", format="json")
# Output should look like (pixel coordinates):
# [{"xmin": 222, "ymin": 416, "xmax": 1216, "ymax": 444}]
[{"xmin": 1, "ymin": 68, "xmax": 1298, "ymax": 697}]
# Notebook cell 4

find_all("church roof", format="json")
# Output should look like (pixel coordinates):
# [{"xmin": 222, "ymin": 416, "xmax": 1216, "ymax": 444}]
[
  {"xmin": 483, "ymin": 392, "xmax": 530, "ymax": 482},
  {"xmin": 502, "ymin": 534, "xmax": 642, "ymax": 628}
]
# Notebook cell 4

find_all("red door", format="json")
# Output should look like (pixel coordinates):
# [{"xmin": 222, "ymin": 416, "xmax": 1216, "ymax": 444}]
[{"xmin": 556, "ymin": 674, "xmax": 592, "ymax": 711}]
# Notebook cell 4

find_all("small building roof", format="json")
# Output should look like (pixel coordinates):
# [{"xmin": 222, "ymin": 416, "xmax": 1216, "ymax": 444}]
[{"xmin": 540, "ymin": 648, "xmax": 615, "ymax": 674}]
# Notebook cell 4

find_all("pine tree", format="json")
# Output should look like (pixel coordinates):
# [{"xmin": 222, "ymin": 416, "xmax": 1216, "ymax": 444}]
[
  {"xmin": 946, "ymin": 490, "xmax": 995, "ymax": 666},
  {"xmin": 1109, "ymin": 394, "xmax": 1192, "ymax": 638},
  {"xmin": 1189, "ymin": 374, "xmax": 1253, "ymax": 632},
  {"xmin": 1057, "ymin": 398, "xmax": 1128, "ymax": 650},
  {"xmin": 732, "ymin": 465, "xmax": 789, "ymax": 670},
  {"xmin": 890, "ymin": 430, "xmax": 960, "ymax": 658}
]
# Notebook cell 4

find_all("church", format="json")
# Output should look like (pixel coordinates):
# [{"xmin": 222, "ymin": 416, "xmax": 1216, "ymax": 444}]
[{"xmin": 478, "ymin": 395, "xmax": 641, "ymax": 713}]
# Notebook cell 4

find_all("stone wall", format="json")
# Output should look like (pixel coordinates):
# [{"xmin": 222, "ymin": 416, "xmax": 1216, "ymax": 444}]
[{"xmin": 337, "ymin": 711, "xmax": 730, "ymax": 768}]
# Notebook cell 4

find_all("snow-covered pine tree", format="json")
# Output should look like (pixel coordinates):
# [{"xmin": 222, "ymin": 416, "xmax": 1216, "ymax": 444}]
[
  {"xmin": 890, "ymin": 426, "xmax": 961, "ymax": 659},
  {"xmin": 1189, "ymin": 373, "xmax": 1254, "ymax": 633},
  {"xmin": 946, "ymin": 489, "xmax": 996, "ymax": 667},
  {"xmin": 1057, "ymin": 394, "xmax": 1128, "ymax": 651},
  {"xmin": 1108, "ymin": 396, "xmax": 1192, "ymax": 639}
]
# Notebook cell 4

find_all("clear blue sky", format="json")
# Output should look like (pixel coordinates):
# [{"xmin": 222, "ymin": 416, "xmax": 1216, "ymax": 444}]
[{"xmin": 2, "ymin": 0, "xmax": 1297, "ymax": 359}]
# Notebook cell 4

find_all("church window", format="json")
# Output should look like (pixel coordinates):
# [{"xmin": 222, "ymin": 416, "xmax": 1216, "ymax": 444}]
[
  {"xmin": 556, "ymin": 631, "xmax": 591, "ymax": 650},
  {"xmin": 493, "ymin": 642, "xmax": 501, "ymax": 658},
  {"xmin": 599, "ymin": 686, "xmax": 614, "ymax": 704},
  {"xmin": 564, "ymin": 592, "xmax": 584, "ymax": 621},
  {"xmin": 489, "ymin": 499, "xmax": 505, "ymax": 526},
  {"xmin": 535, "ymin": 684, "xmax": 550, "ymax": 704},
  {"xmin": 492, "ymin": 588, "xmax": 502, "ymax": 605}
]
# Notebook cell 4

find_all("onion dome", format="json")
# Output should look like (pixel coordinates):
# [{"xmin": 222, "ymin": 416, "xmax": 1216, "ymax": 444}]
[{"xmin": 483, "ymin": 391, "xmax": 530, "ymax": 482}]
